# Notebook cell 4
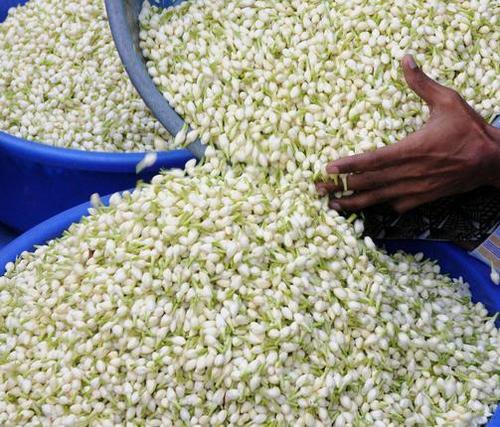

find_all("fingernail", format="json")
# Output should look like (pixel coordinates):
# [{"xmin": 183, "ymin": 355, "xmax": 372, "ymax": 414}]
[
  {"xmin": 406, "ymin": 54, "xmax": 418, "ymax": 70},
  {"xmin": 326, "ymin": 165, "xmax": 339, "ymax": 174},
  {"xmin": 329, "ymin": 201, "xmax": 341, "ymax": 211}
]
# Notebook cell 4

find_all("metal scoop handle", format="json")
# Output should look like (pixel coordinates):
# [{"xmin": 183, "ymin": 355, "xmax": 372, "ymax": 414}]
[{"xmin": 105, "ymin": 0, "xmax": 206, "ymax": 160}]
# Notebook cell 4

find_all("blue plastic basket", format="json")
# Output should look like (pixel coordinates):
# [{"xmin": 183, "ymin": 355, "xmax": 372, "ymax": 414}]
[
  {"xmin": 0, "ymin": 0, "xmax": 196, "ymax": 232},
  {"xmin": 0, "ymin": 195, "xmax": 498, "ymax": 426}
]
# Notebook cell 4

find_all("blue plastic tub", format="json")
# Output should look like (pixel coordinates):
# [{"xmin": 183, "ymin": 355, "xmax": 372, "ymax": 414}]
[
  {"xmin": 0, "ymin": 0, "xmax": 196, "ymax": 232},
  {"xmin": 0, "ymin": 0, "xmax": 25, "ymax": 21},
  {"xmin": 0, "ymin": 196, "xmax": 498, "ymax": 426}
]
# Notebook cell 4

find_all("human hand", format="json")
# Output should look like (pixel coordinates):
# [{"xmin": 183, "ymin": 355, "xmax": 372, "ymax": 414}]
[{"xmin": 316, "ymin": 55, "xmax": 500, "ymax": 214}]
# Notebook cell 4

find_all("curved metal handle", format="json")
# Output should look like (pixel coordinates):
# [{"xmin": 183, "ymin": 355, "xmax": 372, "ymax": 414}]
[{"xmin": 105, "ymin": 0, "xmax": 206, "ymax": 160}]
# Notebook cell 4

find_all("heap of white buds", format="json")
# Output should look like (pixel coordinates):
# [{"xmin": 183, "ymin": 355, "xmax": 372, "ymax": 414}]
[
  {"xmin": 139, "ymin": 0, "xmax": 499, "ymax": 172},
  {"xmin": 0, "ymin": 0, "xmax": 174, "ymax": 152},
  {"xmin": 0, "ymin": 159, "xmax": 498, "ymax": 426}
]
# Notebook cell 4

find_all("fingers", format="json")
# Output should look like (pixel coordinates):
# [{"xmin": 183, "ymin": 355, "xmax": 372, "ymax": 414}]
[
  {"xmin": 390, "ymin": 189, "xmax": 449, "ymax": 214},
  {"xmin": 328, "ymin": 181, "xmax": 414, "ymax": 211},
  {"xmin": 401, "ymin": 54, "xmax": 449, "ymax": 107},
  {"xmin": 317, "ymin": 167, "xmax": 407, "ymax": 194},
  {"xmin": 326, "ymin": 132, "xmax": 422, "ymax": 175},
  {"xmin": 325, "ymin": 145, "xmax": 401, "ymax": 174},
  {"xmin": 315, "ymin": 181, "xmax": 339, "ymax": 196}
]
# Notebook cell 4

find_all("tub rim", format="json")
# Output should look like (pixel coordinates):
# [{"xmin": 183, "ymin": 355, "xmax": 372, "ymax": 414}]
[{"xmin": 0, "ymin": 131, "xmax": 195, "ymax": 172}]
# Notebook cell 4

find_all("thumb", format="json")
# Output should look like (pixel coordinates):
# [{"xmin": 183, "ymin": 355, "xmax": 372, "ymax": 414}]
[{"xmin": 401, "ymin": 54, "xmax": 447, "ymax": 107}]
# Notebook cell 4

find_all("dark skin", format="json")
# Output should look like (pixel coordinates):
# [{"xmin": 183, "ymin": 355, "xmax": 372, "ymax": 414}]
[{"xmin": 316, "ymin": 54, "xmax": 500, "ymax": 214}]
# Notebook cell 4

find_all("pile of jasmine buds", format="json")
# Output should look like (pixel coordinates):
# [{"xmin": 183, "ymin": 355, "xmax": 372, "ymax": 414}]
[
  {"xmin": 139, "ymin": 0, "xmax": 499, "ymax": 172},
  {"xmin": 0, "ymin": 0, "xmax": 174, "ymax": 152},
  {"xmin": 0, "ymin": 157, "xmax": 498, "ymax": 425}
]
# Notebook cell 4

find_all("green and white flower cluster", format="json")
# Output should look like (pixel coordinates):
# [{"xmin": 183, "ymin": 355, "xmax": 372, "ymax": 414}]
[
  {"xmin": 1, "ymin": 160, "xmax": 498, "ymax": 426},
  {"xmin": 0, "ymin": 0, "xmax": 173, "ymax": 152},
  {"xmin": 139, "ymin": 0, "xmax": 499, "ymax": 172}
]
